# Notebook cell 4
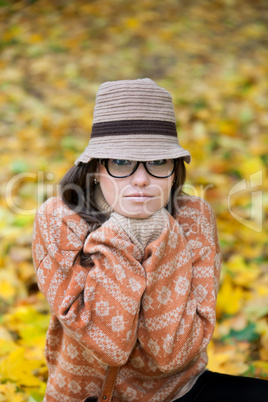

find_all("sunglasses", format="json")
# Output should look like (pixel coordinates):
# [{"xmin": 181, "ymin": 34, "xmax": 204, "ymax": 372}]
[{"xmin": 99, "ymin": 159, "xmax": 176, "ymax": 179}]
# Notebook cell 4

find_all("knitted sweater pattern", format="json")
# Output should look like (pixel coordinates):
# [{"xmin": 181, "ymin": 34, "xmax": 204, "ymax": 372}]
[{"xmin": 32, "ymin": 195, "xmax": 222, "ymax": 402}]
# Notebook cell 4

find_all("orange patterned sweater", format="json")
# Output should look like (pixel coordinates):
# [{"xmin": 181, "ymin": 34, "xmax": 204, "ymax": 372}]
[{"xmin": 32, "ymin": 195, "xmax": 222, "ymax": 402}]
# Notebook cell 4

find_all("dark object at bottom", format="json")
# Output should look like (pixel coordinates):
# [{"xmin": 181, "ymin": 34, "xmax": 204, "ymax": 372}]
[
  {"xmin": 83, "ymin": 398, "xmax": 98, "ymax": 402},
  {"xmin": 174, "ymin": 370, "xmax": 268, "ymax": 402}
]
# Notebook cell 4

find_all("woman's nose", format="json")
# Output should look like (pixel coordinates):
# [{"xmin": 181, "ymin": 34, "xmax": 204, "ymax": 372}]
[{"xmin": 130, "ymin": 163, "xmax": 150, "ymax": 186}]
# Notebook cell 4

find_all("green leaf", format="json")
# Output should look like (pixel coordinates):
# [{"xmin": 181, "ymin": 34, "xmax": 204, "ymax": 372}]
[
  {"xmin": 27, "ymin": 395, "xmax": 41, "ymax": 402},
  {"xmin": 61, "ymin": 136, "xmax": 81, "ymax": 151},
  {"xmin": 225, "ymin": 322, "xmax": 259, "ymax": 342},
  {"xmin": 13, "ymin": 215, "xmax": 34, "ymax": 227},
  {"xmin": 10, "ymin": 160, "xmax": 30, "ymax": 174}
]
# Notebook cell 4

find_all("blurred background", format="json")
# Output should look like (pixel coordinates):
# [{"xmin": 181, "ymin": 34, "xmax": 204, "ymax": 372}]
[{"xmin": 0, "ymin": 0, "xmax": 267, "ymax": 400}]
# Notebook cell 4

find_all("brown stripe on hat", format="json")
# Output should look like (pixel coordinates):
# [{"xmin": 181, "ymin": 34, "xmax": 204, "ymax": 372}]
[
  {"xmin": 91, "ymin": 120, "xmax": 177, "ymax": 138},
  {"xmin": 74, "ymin": 78, "xmax": 191, "ymax": 165}
]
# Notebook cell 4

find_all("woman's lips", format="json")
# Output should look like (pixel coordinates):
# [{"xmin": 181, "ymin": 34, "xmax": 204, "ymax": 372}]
[
  {"xmin": 125, "ymin": 193, "xmax": 152, "ymax": 197},
  {"xmin": 124, "ymin": 194, "xmax": 153, "ymax": 202}
]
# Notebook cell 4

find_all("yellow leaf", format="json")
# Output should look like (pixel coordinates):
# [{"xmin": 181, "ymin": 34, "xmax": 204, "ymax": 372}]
[
  {"xmin": 0, "ymin": 326, "xmax": 13, "ymax": 342},
  {"xmin": 0, "ymin": 280, "xmax": 16, "ymax": 300},
  {"xmin": 251, "ymin": 361, "xmax": 268, "ymax": 378},
  {"xmin": 29, "ymin": 34, "xmax": 43, "ymax": 43},
  {"xmin": 256, "ymin": 318, "xmax": 268, "ymax": 336},
  {"xmin": 226, "ymin": 255, "xmax": 260, "ymax": 287},
  {"xmin": 239, "ymin": 158, "xmax": 264, "ymax": 178},
  {"xmin": 17, "ymin": 261, "xmax": 35, "ymax": 282},
  {"xmin": 219, "ymin": 120, "xmax": 237, "ymax": 136},
  {"xmin": 0, "ymin": 382, "xmax": 25, "ymax": 402},
  {"xmin": 256, "ymin": 286, "xmax": 268, "ymax": 297},
  {"xmin": 250, "ymin": 274, "xmax": 268, "ymax": 297},
  {"xmin": 0, "ymin": 339, "xmax": 19, "ymax": 357},
  {"xmin": 0, "ymin": 348, "xmax": 41, "ymax": 386},
  {"xmin": 125, "ymin": 17, "xmax": 140, "ymax": 30},
  {"xmin": 216, "ymin": 275, "xmax": 245, "ymax": 317},
  {"xmin": 259, "ymin": 332, "xmax": 268, "ymax": 362},
  {"xmin": 207, "ymin": 342, "xmax": 238, "ymax": 373},
  {"xmin": 3, "ymin": 305, "xmax": 49, "ymax": 333},
  {"xmin": 252, "ymin": 361, "xmax": 268, "ymax": 371},
  {"xmin": 0, "ymin": 268, "xmax": 27, "ymax": 301},
  {"xmin": 260, "ymin": 347, "xmax": 268, "ymax": 361},
  {"xmin": 207, "ymin": 342, "xmax": 249, "ymax": 375},
  {"xmin": 221, "ymin": 360, "xmax": 249, "ymax": 375}
]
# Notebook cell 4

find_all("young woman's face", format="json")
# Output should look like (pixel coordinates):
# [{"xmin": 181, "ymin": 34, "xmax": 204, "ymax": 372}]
[{"xmin": 96, "ymin": 161, "xmax": 174, "ymax": 218}]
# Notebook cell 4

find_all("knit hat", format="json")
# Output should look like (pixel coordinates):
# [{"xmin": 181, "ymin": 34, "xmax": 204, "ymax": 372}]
[{"xmin": 74, "ymin": 78, "xmax": 191, "ymax": 165}]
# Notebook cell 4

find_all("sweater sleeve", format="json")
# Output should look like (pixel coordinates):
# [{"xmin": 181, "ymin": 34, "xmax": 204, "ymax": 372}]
[
  {"xmin": 32, "ymin": 197, "xmax": 146, "ymax": 366},
  {"xmin": 137, "ymin": 197, "xmax": 222, "ymax": 373}
]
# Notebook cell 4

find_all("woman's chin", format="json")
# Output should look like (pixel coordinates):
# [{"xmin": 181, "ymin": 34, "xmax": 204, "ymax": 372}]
[{"xmin": 113, "ymin": 204, "xmax": 155, "ymax": 219}]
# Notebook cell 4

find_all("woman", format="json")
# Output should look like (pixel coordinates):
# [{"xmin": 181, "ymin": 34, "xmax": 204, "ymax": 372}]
[{"xmin": 32, "ymin": 79, "xmax": 268, "ymax": 401}]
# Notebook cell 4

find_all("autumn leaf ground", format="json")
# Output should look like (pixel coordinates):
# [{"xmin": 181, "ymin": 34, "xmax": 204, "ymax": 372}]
[{"xmin": 0, "ymin": 0, "xmax": 268, "ymax": 401}]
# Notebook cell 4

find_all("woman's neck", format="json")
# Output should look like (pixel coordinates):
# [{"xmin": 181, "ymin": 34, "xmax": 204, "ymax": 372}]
[{"xmin": 93, "ymin": 185, "xmax": 114, "ymax": 218}]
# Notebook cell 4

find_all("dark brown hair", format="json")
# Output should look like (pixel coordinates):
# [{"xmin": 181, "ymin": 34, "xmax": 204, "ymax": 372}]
[{"xmin": 59, "ymin": 158, "xmax": 187, "ymax": 267}]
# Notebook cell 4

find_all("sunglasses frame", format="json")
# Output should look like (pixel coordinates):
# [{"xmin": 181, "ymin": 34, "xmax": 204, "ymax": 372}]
[{"xmin": 99, "ymin": 158, "xmax": 177, "ymax": 179}]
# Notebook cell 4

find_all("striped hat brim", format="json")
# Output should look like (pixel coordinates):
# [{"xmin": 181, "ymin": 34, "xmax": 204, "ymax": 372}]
[{"xmin": 74, "ymin": 134, "xmax": 191, "ymax": 165}]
